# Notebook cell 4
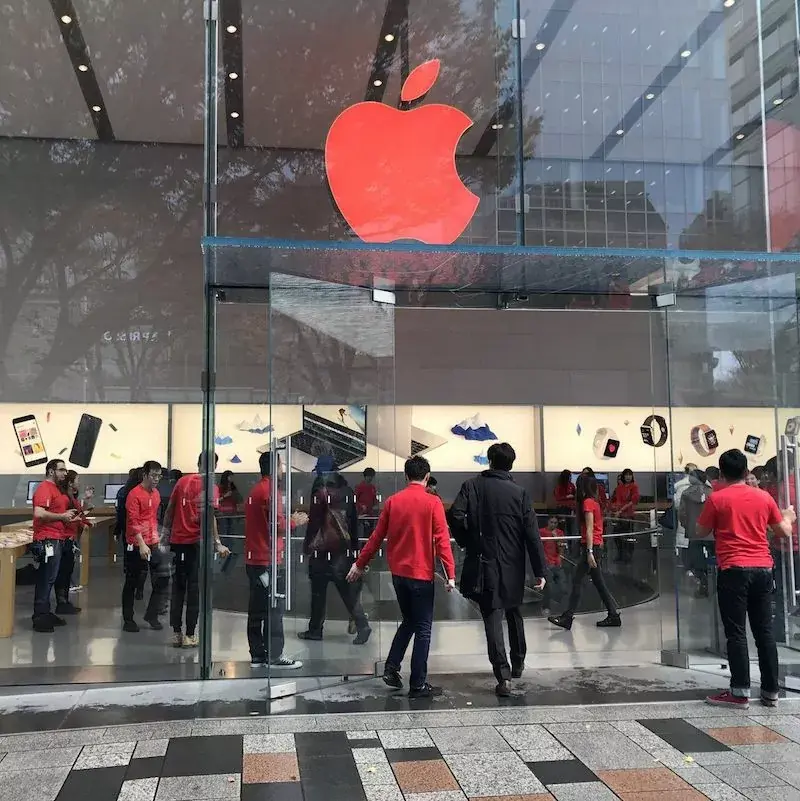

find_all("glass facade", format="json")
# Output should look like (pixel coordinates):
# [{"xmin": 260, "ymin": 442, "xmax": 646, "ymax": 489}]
[{"xmin": 0, "ymin": 0, "xmax": 799, "ymax": 690}]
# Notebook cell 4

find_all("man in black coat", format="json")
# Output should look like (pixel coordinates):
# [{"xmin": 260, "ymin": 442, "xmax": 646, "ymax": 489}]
[{"xmin": 448, "ymin": 442, "xmax": 548, "ymax": 697}]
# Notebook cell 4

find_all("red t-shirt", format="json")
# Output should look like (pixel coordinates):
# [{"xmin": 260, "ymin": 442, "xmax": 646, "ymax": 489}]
[
  {"xmin": 125, "ymin": 484, "xmax": 161, "ymax": 546},
  {"xmin": 766, "ymin": 482, "xmax": 798, "ymax": 552},
  {"xmin": 540, "ymin": 527, "xmax": 563, "ymax": 566},
  {"xmin": 244, "ymin": 476, "xmax": 287, "ymax": 566},
  {"xmin": 65, "ymin": 496, "xmax": 91, "ymax": 539},
  {"xmin": 169, "ymin": 474, "xmax": 220, "ymax": 545},
  {"xmin": 356, "ymin": 483, "xmax": 455, "ymax": 581},
  {"xmin": 218, "ymin": 487, "xmax": 238, "ymax": 514},
  {"xmin": 355, "ymin": 481, "xmax": 378, "ymax": 516},
  {"xmin": 32, "ymin": 480, "xmax": 68, "ymax": 542},
  {"xmin": 580, "ymin": 498, "xmax": 604, "ymax": 546},
  {"xmin": 697, "ymin": 483, "xmax": 781, "ymax": 570},
  {"xmin": 553, "ymin": 483, "xmax": 576, "ymax": 509},
  {"xmin": 612, "ymin": 482, "xmax": 640, "ymax": 518}
]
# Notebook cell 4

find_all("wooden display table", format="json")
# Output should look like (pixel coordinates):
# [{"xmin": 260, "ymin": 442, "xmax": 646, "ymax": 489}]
[{"xmin": 0, "ymin": 515, "xmax": 114, "ymax": 638}]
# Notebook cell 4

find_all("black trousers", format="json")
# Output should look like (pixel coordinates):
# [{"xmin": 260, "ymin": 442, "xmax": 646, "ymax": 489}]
[
  {"xmin": 307, "ymin": 553, "xmax": 368, "ymax": 634},
  {"xmin": 717, "ymin": 567, "xmax": 779, "ymax": 697},
  {"xmin": 170, "ymin": 543, "xmax": 200, "ymax": 635},
  {"xmin": 542, "ymin": 566, "xmax": 566, "ymax": 609},
  {"xmin": 246, "ymin": 565, "xmax": 286, "ymax": 662},
  {"xmin": 566, "ymin": 547, "xmax": 619, "ymax": 616},
  {"xmin": 614, "ymin": 520, "xmax": 635, "ymax": 562},
  {"xmin": 122, "ymin": 545, "xmax": 170, "ymax": 623},
  {"xmin": 54, "ymin": 538, "xmax": 77, "ymax": 604},
  {"xmin": 480, "ymin": 603, "xmax": 526, "ymax": 682}
]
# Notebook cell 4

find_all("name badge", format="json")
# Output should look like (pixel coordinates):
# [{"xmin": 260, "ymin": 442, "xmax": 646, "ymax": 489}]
[
  {"xmin": 127, "ymin": 543, "xmax": 134, "ymax": 552},
  {"xmin": 45, "ymin": 544, "xmax": 55, "ymax": 559}
]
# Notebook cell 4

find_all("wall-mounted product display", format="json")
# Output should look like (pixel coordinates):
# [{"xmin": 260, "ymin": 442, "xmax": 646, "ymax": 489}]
[
  {"xmin": 543, "ymin": 407, "xmax": 673, "ymax": 473},
  {"xmin": 777, "ymin": 410, "xmax": 800, "ymax": 440},
  {"xmin": 0, "ymin": 404, "xmax": 169, "ymax": 475}
]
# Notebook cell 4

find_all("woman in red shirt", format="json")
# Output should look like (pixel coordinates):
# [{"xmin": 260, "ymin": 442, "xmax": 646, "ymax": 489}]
[
  {"xmin": 548, "ymin": 474, "xmax": 621, "ymax": 630},
  {"xmin": 218, "ymin": 470, "xmax": 240, "ymax": 539},
  {"xmin": 611, "ymin": 468, "xmax": 640, "ymax": 563},
  {"xmin": 581, "ymin": 467, "xmax": 609, "ymax": 509}
]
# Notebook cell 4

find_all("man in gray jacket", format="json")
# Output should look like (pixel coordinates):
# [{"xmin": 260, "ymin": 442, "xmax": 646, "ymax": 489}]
[{"xmin": 680, "ymin": 469, "xmax": 714, "ymax": 598}]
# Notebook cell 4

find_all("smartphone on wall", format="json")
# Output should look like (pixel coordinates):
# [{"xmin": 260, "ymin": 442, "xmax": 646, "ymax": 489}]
[
  {"xmin": 69, "ymin": 413, "xmax": 103, "ymax": 468},
  {"xmin": 12, "ymin": 414, "xmax": 48, "ymax": 468}
]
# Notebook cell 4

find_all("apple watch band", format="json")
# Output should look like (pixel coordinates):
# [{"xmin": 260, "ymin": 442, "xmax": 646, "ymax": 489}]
[
  {"xmin": 691, "ymin": 424, "xmax": 718, "ymax": 457},
  {"xmin": 593, "ymin": 427, "xmax": 620, "ymax": 460},
  {"xmin": 641, "ymin": 414, "xmax": 668, "ymax": 447}
]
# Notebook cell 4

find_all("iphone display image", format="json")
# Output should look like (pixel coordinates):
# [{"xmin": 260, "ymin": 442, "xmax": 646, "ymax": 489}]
[
  {"xmin": 12, "ymin": 414, "xmax": 48, "ymax": 468},
  {"xmin": 69, "ymin": 413, "xmax": 103, "ymax": 468}
]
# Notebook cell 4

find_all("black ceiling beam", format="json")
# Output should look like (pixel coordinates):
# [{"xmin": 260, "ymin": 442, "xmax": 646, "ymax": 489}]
[
  {"xmin": 220, "ymin": 0, "xmax": 244, "ymax": 149},
  {"xmin": 473, "ymin": 0, "xmax": 576, "ymax": 157},
  {"xmin": 366, "ymin": 0, "xmax": 409, "ymax": 103},
  {"xmin": 589, "ymin": 10, "xmax": 724, "ymax": 161},
  {"xmin": 49, "ymin": 0, "xmax": 114, "ymax": 141}
]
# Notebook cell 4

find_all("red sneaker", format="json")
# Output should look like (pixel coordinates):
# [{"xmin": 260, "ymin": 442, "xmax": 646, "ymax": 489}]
[{"xmin": 706, "ymin": 690, "xmax": 749, "ymax": 709}]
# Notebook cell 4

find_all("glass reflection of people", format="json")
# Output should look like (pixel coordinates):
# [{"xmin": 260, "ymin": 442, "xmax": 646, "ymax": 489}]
[
  {"xmin": 611, "ymin": 468, "xmax": 640, "ymax": 563},
  {"xmin": 218, "ymin": 470, "xmax": 240, "ymax": 539},
  {"xmin": 540, "ymin": 515, "xmax": 566, "ymax": 615},
  {"xmin": 31, "ymin": 459, "xmax": 78, "ymax": 633},
  {"xmin": 163, "ymin": 453, "xmax": 229, "ymax": 648},
  {"xmin": 54, "ymin": 470, "xmax": 94, "ymax": 615},
  {"xmin": 426, "ymin": 476, "xmax": 440, "ymax": 497},
  {"xmin": 245, "ymin": 452, "xmax": 302, "ymax": 669},
  {"xmin": 745, "ymin": 472, "xmax": 759, "ymax": 488},
  {"xmin": 549, "ymin": 473, "xmax": 621, "ymax": 630},
  {"xmin": 554, "ymin": 468, "xmax": 577, "ymax": 548},
  {"xmin": 299, "ymin": 471, "xmax": 371, "ymax": 645},
  {"xmin": 680, "ymin": 469, "xmax": 714, "ymax": 598},
  {"xmin": 122, "ymin": 460, "xmax": 169, "ymax": 633}
]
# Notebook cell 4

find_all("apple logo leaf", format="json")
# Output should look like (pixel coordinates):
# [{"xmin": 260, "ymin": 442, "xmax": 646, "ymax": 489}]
[{"xmin": 400, "ymin": 59, "xmax": 441, "ymax": 103}]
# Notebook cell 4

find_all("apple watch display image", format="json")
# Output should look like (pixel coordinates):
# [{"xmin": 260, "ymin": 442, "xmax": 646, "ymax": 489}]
[
  {"xmin": 640, "ymin": 414, "xmax": 668, "ymax": 448},
  {"xmin": 691, "ymin": 424, "xmax": 718, "ymax": 457},
  {"xmin": 744, "ymin": 434, "xmax": 765, "ymax": 456},
  {"xmin": 593, "ymin": 427, "xmax": 620, "ymax": 460}
]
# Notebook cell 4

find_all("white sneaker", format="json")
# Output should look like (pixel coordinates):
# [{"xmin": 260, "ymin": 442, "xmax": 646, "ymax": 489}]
[{"xmin": 270, "ymin": 656, "xmax": 303, "ymax": 669}]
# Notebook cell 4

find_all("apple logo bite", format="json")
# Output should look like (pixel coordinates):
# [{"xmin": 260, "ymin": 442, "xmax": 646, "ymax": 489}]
[{"xmin": 325, "ymin": 59, "xmax": 479, "ymax": 245}]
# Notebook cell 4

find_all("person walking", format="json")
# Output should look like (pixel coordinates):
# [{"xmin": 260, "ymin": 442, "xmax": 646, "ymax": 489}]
[
  {"xmin": 699, "ymin": 449, "xmax": 795, "ymax": 708},
  {"xmin": 347, "ymin": 455, "xmax": 455, "ymax": 698},
  {"xmin": 548, "ymin": 473, "xmax": 621, "ymax": 630},
  {"xmin": 449, "ymin": 442, "xmax": 547, "ymax": 696}
]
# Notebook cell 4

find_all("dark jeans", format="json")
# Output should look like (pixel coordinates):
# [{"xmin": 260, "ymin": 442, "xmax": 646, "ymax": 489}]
[
  {"xmin": 54, "ymin": 538, "xmax": 76, "ymax": 604},
  {"xmin": 122, "ymin": 545, "xmax": 170, "ymax": 623},
  {"xmin": 32, "ymin": 539, "xmax": 63, "ymax": 619},
  {"xmin": 542, "ymin": 565, "xmax": 566, "ymax": 609},
  {"xmin": 387, "ymin": 575, "xmax": 435, "ymax": 689},
  {"xmin": 480, "ymin": 603, "xmax": 526, "ymax": 682},
  {"xmin": 614, "ymin": 519, "xmax": 635, "ymax": 562},
  {"xmin": 246, "ymin": 565, "xmax": 286, "ymax": 662},
  {"xmin": 689, "ymin": 540, "xmax": 715, "ymax": 592},
  {"xmin": 307, "ymin": 552, "xmax": 368, "ymax": 634},
  {"xmin": 717, "ymin": 567, "xmax": 779, "ymax": 698},
  {"xmin": 170, "ymin": 543, "xmax": 200, "ymax": 635},
  {"xmin": 566, "ymin": 547, "xmax": 619, "ymax": 616}
]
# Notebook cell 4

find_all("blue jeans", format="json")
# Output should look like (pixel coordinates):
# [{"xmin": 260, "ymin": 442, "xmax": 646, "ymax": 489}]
[
  {"xmin": 387, "ymin": 575, "xmax": 435, "ymax": 690},
  {"xmin": 32, "ymin": 539, "xmax": 63, "ymax": 619}
]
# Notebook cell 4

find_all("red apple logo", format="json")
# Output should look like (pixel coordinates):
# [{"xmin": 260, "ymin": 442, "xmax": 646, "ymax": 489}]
[{"xmin": 325, "ymin": 59, "xmax": 479, "ymax": 245}]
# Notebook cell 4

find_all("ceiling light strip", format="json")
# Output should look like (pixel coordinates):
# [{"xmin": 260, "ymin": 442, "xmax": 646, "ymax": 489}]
[
  {"xmin": 220, "ymin": 0, "xmax": 244, "ymax": 148},
  {"xmin": 366, "ymin": 0, "xmax": 409, "ymax": 103}
]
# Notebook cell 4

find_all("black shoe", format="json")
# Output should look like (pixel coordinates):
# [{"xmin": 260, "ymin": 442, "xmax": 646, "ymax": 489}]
[
  {"xmin": 511, "ymin": 665, "xmax": 524, "ymax": 679},
  {"xmin": 548, "ymin": 613, "xmax": 573, "ymax": 631},
  {"xmin": 353, "ymin": 626, "xmax": 372, "ymax": 645},
  {"xmin": 297, "ymin": 630, "xmax": 323, "ymax": 641},
  {"xmin": 408, "ymin": 683, "xmax": 443, "ymax": 699},
  {"xmin": 383, "ymin": 668, "xmax": 403, "ymax": 690},
  {"xmin": 496, "ymin": 680, "xmax": 511, "ymax": 698},
  {"xmin": 55, "ymin": 602, "xmax": 81, "ymax": 615},
  {"xmin": 32, "ymin": 616, "xmax": 55, "ymax": 633},
  {"xmin": 123, "ymin": 620, "xmax": 140, "ymax": 633},
  {"xmin": 49, "ymin": 613, "xmax": 67, "ymax": 627},
  {"xmin": 144, "ymin": 616, "xmax": 163, "ymax": 631},
  {"xmin": 597, "ymin": 614, "xmax": 621, "ymax": 628}
]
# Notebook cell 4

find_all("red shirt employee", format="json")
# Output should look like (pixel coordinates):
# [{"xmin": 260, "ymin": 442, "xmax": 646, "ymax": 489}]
[
  {"xmin": 554, "ymin": 469, "xmax": 576, "ymax": 510},
  {"xmin": 540, "ymin": 518, "xmax": 564, "ymax": 567},
  {"xmin": 611, "ymin": 469, "xmax": 640, "ymax": 518}
]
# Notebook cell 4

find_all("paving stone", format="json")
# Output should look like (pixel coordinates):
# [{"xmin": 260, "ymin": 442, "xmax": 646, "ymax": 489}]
[
  {"xmin": 609, "ymin": 722, "xmax": 673, "ymax": 753},
  {"xmin": 693, "ymin": 785, "xmax": 749, "ymax": 801},
  {"xmin": 133, "ymin": 739, "xmax": 170, "ymax": 759},
  {"xmin": 739, "ymin": 787, "xmax": 800, "ymax": 801},
  {"xmin": 404, "ymin": 712, "xmax": 466, "ymax": 728},
  {"xmin": 103, "ymin": 723, "xmax": 194, "ymax": 742},
  {"xmin": 0, "ymin": 746, "xmax": 79, "ymax": 771},
  {"xmin": 119, "ymin": 777, "xmax": 159, "ymax": 801},
  {"xmin": 0, "ymin": 765, "xmax": 71, "ymax": 801},
  {"xmin": 597, "ymin": 768, "xmax": 689, "ymax": 793},
  {"xmin": 685, "ymin": 717, "xmax": 762, "ymax": 732},
  {"xmin": 498, "ymin": 725, "xmax": 574, "ymax": 761},
  {"xmin": 734, "ymin": 742, "xmax": 800, "ymax": 761},
  {"xmin": 378, "ymin": 729, "xmax": 434, "ymax": 749},
  {"xmin": 460, "ymin": 708, "xmax": 594, "ymax": 726},
  {"xmin": 155, "ymin": 774, "xmax": 241, "ymax": 800},
  {"xmin": 685, "ymin": 752, "xmax": 750, "ymax": 767},
  {"xmin": 552, "ymin": 731, "xmax": 654, "ymax": 770},
  {"xmin": 191, "ymin": 719, "xmax": 270, "ymax": 737},
  {"xmin": 348, "ymin": 731, "xmax": 378, "ymax": 740},
  {"xmin": 444, "ymin": 752, "xmax": 546, "ymax": 797},
  {"xmin": 242, "ymin": 753, "xmax": 300, "ymax": 783},
  {"xmin": 763, "ymin": 761, "xmax": 800, "ymax": 788},
  {"xmin": 352, "ymin": 747, "xmax": 389, "ymax": 765},
  {"xmin": 357, "ymin": 761, "xmax": 397, "ymax": 786},
  {"xmin": 74, "ymin": 741, "xmax": 136, "ymax": 769},
  {"xmin": 430, "ymin": 726, "xmax": 511, "ymax": 754},
  {"xmin": 707, "ymin": 726, "xmax": 787, "ymax": 746},
  {"xmin": 393, "ymin": 760, "xmax": 460, "ymax": 794},
  {"xmin": 364, "ymin": 786, "xmax": 404, "ymax": 801},
  {"xmin": 548, "ymin": 782, "xmax": 620, "ymax": 800},
  {"xmin": 546, "ymin": 723, "xmax": 618, "ymax": 736},
  {"xmin": 752, "ymin": 716, "xmax": 800, "ymax": 743},
  {"xmin": 668, "ymin": 764, "xmax": 719, "ymax": 787},
  {"xmin": 649, "ymin": 747, "xmax": 692, "ymax": 769},
  {"xmin": 0, "ymin": 729, "xmax": 107, "ymax": 752},
  {"xmin": 242, "ymin": 734, "xmax": 296, "ymax": 754},
  {"xmin": 705, "ymin": 762, "xmax": 788, "ymax": 790},
  {"xmin": 404, "ymin": 793, "xmax": 469, "ymax": 801}
]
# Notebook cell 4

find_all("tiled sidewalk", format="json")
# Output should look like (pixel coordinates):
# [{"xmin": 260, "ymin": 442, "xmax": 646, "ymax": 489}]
[{"xmin": 3, "ymin": 700, "xmax": 800, "ymax": 801}]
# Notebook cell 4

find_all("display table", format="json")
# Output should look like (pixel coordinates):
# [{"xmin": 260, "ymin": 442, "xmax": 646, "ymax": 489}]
[{"xmin": 0, "ymin": 515, "xmax": 114, "ymax": 638}]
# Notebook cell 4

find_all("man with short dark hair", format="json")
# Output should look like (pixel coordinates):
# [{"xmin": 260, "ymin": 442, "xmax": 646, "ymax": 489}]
[
  {"xmin": 348, "ymin": 455, "xmax": 455, "ymax": 698},
  {"xmin": 31, "ymin": 459, "xmax": 78, "ymax": 632},
  {"xmin": 449, "ymin": 442, "xmax": 547, "ymax": 697},
  {"xmin": 698, "ymin": 449, "xmax": 795, "ymax": 708}
]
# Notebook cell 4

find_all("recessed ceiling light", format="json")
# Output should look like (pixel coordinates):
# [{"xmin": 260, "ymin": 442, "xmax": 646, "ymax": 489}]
[
  {"xmin": 681, "ymin": 49, "xmax": 692, "ymax": 58},
  {"xmin": 373, "ymin": 79, "xmax": 382, "ymax": 87},
  {"xmin": 491, "ymin": 123, "xmax": 503, "ymax": 130},
  {"xmin": 78, "ymin": 64, "xmax": 88, "ymax": 72},
  {"xmin": 616, "ymin": 129, "xmax": 624, "ymax": 135},
  {"xmin": 384, "ymin": 33, "xmax": 395, "ymax": 42},
  {"xmin": 60, "ymin": 15, "xmax": 72, "ymax": 24},
  {"xmin": 773, "ymin": 97, "xmax": 784, "ymax": 105},
  {"xmin": 228, "ymin": 72, "xmax": 238, "ymax": 80},
  {"xmin": 91, "ymin": 105, "xmax": 101, "ymax": 112},
  {"xmin": 645, "ymin": 92, "xmax": 655, "ymax": 100},
  {"xmin": 724, "ymin": 0, "xmax": 735, "ymax": 6},
  {"xmin": 230, "ymin": 111, "xmax": 240, "ymax": 118},
  {"xmin": 226, "ymin": 24, "xmax": 237, "ymax": 33},
  {"xmin": 535, "ymin": 42, "xmax": 546, "ymax": 51},
  {"xmin": 735, "ymin": 133, "xmax": 745, "ymax": 139}
]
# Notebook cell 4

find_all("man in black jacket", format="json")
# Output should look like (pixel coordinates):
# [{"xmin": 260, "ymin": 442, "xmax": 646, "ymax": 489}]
[{"xmin": 449, "ymin": 442, "xmax": 548, "ymax": 697}]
